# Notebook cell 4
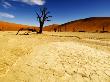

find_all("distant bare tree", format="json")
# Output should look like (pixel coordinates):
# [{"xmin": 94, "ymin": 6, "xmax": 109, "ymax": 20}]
[
  {"xmin": 101, "ymin": 23, "xmax": 109, "ymax": 33},
  {"xmin": 36, "ymin": 7, "xmax": 52, "ymax": 34},
  {"xmin": 54, "ymin": 28, "xmax": 57, "ymax": 32},
  {"xmin": 16, "ymin": 28, "xmax": 36, "ymax": 35}
]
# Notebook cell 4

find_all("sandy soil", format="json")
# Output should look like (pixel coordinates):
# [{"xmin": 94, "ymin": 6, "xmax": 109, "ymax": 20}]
[{"xmin": 0, "ymin": 31, "xmax": 110, "ymax": 82}]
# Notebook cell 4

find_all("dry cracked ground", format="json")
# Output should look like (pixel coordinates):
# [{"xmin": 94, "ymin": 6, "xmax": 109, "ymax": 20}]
[{"xmin": 0, "ymin": 31, "xmax": 110, "ymax": 82}]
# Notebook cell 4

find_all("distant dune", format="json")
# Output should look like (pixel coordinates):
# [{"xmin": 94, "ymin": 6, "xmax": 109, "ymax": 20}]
[
  {"xmin": 1, "ymin": 17, "xmax": 110, "ymax": 32},
  {"xmin": 43, "ymin": 24, "xmax": 59, "ymax": 31},
  {"xmin": 44, "ymin": 17, "xmax": 110, "ymax": 32},
  {"xmin": 0, "ymin": 21, "xmax": 38, "ymax": 31}
]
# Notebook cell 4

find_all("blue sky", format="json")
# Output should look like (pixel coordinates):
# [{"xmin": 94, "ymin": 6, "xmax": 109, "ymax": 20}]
[{"xmin": 0, "ymin": 0, "xmax": 110, "ymax": 26}]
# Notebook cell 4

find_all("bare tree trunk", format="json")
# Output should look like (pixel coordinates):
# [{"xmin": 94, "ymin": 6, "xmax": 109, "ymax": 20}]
[
  {"xmin": 103, "ymin": 27, "xmax": 105, "ymax": 32},
  {"xmin": 39, "ymin": 26, "xmax": 43, "ymax": 33},
  {"xmin": 16, "ymin": 28, "xmax": 23, "ymax": 35},
  {"xmin": 38, "ymin": 23, "xmax": 43, "ymax": 34}
]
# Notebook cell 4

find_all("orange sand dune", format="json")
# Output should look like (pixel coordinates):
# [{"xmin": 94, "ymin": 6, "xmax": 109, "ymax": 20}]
[
  {"xmin": 0, "ymin": 21, "xmax": 38, "ymax": 31},
  {"xmin": 43, "ymin": 24, "xmax": 59, "ymax": 31},
  {"xmin": 44, "ymin": 17, "xmax": 110, "ymax": 32}
]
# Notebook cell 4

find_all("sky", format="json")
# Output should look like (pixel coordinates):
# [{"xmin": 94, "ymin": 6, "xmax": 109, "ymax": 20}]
[{"xmin": 0, "ymin": 0, "xmax": 110, "ymax": 26}]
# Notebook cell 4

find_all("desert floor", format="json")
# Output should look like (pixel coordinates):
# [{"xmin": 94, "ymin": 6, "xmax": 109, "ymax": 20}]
[{"xmin": 0, "ymin": 31, "xmax": 110, "ymax": 82}]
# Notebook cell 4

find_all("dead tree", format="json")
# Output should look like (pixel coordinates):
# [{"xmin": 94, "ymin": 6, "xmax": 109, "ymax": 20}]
[
  {"xmin": 101, "ymin": 23, "xmax": 108, "ymax": 33},
  {"xmin": 16, "ymin": 28, "xmax": 36, "ymax": 35},
  {"xmin": 54, "ymin": 28, "xmax": 57, "ymax": 32},
  {"xmin": 36, "ymin": 7, "xmax": 52, "ymax": 34}
]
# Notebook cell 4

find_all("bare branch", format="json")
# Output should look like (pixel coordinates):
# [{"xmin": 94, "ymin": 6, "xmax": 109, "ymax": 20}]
[
  {"xmin": 35, "ymin": 11, "xmax": 41, "ymax": 22},
  {"xmin": 45, "ymin": 11, "xmax": 50, "ymax": 15},
  {"xmin": 46, "ymin": 20, "xmax": 51, "ymax": 21},
  {"xmin": 47, "ymin": 16, "xmax": 52, "ymax": 18},
  {"xmin": 35, "ymin": 11, "xmax": 40, "ymax": 18}
]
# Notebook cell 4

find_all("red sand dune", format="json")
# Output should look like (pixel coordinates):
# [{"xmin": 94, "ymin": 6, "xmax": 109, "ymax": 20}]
[
  {"xmin": 1, "ymin": 17, "xmax": 110, "ymax": 32},
  {"xmin": 43, "ymin": 24, "xmax": 59, "ymax": 31},
  {"xmin": 44, "ymin": 17, "xmax": 110, "ymax": 32},
  {"xmin": 0, "ymin": 21, "xmax": 38, "ymax": 31}
]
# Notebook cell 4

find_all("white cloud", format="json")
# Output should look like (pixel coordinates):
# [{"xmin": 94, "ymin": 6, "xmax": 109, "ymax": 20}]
[
  {"xmin": 0, "ymin": 12, "xmax": 15, "ymax": 18},
  {"xmin": 2, "ymin": 2, "xmax": 12, "ymax": 8},
  {"xmin": 12, "ymin": 0, "xmax": 45, "ymax": 5},
  {"xmin": 30, "ymin": 0, "xmax": 45, "ymax": 5}
]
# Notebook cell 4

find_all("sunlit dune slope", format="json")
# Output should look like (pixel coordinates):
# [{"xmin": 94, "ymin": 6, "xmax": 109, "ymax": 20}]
[
  {"xmin": 44, "ymin": 17, "xmax": 110, "ymax": 32},
  {"xmin": 0, "ymin": 21, "xmax": 38, "ymax": 31}
]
